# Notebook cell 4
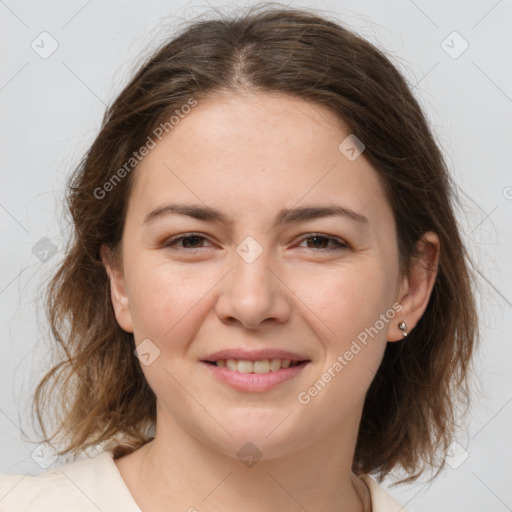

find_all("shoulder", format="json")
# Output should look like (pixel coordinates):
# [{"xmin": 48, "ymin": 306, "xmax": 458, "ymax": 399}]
[
  {"xmin": 0, "ymin": 450, "xmax": 140, "ymax": 512},
  {"xmin": 359, "ymin": 474, "xmax": 410, "ymax": 512}
]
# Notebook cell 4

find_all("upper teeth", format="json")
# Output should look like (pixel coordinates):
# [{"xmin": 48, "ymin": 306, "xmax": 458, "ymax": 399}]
[{"xmin": 216, "ymin": 359, "xmax": 294, "ymax": 373}]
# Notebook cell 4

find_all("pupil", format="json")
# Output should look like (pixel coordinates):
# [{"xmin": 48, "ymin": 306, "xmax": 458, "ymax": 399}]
[
  {"xmin": 184, "ymin": 236, "xmax": 201, "ymax": 248},
  {"xmin": 309, "ymin": 236, "xmax": 326, "ymax": 248}
]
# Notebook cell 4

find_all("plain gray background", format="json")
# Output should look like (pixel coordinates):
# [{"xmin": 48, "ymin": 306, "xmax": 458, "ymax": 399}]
[{"xmin": 1, "ymin": 0, "xmax": 511, "ymax": 510}]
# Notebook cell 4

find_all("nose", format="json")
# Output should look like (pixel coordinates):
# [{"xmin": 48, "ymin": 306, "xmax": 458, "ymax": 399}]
[{"xmin": 214, "ymin": 247, "xmax": 291, "ymax": 329}]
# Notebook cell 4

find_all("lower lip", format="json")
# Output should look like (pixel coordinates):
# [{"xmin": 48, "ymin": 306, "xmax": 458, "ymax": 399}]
[{"xmin": 202, "ymin": 361, "xmax": 310, "ymax": 392}]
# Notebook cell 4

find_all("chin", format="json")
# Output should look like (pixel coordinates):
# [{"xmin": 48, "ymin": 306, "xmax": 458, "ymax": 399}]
[{"xmin": 193, "ymin": 409, "xmax": 312, "ymax": 462}]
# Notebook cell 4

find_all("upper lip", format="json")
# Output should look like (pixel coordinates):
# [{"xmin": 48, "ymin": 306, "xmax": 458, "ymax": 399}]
[{"xmin": 202, "ymin": 348, "xmax": 310, "ymax": 363}]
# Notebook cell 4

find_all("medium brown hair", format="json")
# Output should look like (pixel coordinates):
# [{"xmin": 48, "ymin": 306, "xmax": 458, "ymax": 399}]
[{"xmin": 33, "ymin": 3, "xmax": 478, "ymax": 483}]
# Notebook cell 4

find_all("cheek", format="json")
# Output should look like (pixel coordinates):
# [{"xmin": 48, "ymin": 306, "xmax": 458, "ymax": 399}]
[
  {"xmin": 125, "ymin": 256, "xmax": 213, "ymax": 346},
  {"xmin": 290, "ymin": 262, "xmax": 397, "ymax": 406},
  {"xmin": 124, "ymin": 259, "xmax": 215, "ymax": 408},
  {"xmin": 289, "ymin": 261, "xmax": 397, "ymax": 346}
]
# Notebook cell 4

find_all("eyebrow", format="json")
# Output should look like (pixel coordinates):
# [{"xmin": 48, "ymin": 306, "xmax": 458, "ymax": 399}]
[{"xmin": 143, "ymin": 203, "xmax": 369, "ymax": 228}]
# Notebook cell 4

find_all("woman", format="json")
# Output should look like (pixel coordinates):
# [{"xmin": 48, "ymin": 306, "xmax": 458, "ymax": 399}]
[{"xmin": 0, "ymin": 4, "xmax": 477, "ymax": 511}]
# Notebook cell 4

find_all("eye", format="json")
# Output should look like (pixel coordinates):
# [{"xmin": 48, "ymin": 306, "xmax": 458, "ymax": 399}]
[
  {"xmin": 162, "ymin": 233, "xmax": 347, "ymax": 252},
  {"xmin": 163, "ymin": 233, "xmax": 212, "ymax": 250},
  {"xmin": 296, "ymin": 234, "xmax": 348, "ymax": 252}
]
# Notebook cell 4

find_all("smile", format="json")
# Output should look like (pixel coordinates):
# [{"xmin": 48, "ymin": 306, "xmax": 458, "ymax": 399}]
[
  {"xmin": 209, "ymin": 358, "xmax": 302, "ymax": 373},
  {"xmin": 202, "ymin": 359, "xmax": 310, "ymax": 392}
]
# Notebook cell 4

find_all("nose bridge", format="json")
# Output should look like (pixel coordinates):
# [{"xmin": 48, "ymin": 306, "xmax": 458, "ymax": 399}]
[
  {"xmin": 231, "ymin": 245, "xmax": 276, "ymax": 309},
  {"xmin": 215, "ymin": 237, "xmax": 290, "ymax": 327}
]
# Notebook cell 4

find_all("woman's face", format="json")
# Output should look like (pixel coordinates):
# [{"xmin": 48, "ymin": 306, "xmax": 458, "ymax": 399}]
[{"xmin": 107, "ymin": 92, "xmax": 408, "ymax": 459}]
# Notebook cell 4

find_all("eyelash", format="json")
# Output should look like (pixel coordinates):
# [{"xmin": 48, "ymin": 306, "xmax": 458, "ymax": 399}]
[{"xmin": 163, "ymin": 233, "xmax": 348, "ymax": 252}]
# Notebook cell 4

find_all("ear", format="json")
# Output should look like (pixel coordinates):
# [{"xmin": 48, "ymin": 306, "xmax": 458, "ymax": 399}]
[
  {"xmin": 101, "ymin": 244, "xmax": 134, "ymax": 333},
  {"xmin": 388, "ymin": 231, "xmax": 440, "ymax": 342}
]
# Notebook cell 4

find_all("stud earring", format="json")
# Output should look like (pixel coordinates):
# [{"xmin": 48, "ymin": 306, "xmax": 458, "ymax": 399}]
[{"xmin": 398, "ymin": 321, "xmax": 408, "ymax": 337}]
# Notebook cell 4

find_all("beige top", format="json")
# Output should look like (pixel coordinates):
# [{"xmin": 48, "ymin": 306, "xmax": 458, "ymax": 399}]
[{"xmin": 0, "ymin": 451, "xmax": 408, "ymax": 511}]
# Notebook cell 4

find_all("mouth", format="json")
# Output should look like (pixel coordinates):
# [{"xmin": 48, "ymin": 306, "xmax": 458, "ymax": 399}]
[
  {"xmin": 200, "ymin": 353, "xmax": 311, "ymax": 392},
  {"xmin": 202, "ymin": 358, "xmax": 308, "ymax": 373}
]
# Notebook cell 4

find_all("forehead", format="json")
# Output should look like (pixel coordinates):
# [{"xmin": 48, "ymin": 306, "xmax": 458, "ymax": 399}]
[{"xmin": 128, "ymin": 93, "xmax": 392, "ymax": 227}]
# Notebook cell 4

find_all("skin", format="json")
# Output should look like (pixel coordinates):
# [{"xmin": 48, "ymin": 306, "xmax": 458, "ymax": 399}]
[{"xmin": 103, "ymin": 91, "xmax": 439, "ymax": 512}]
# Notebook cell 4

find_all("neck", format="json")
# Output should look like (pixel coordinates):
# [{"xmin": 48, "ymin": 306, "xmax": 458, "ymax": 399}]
[{"xmin": 115, "ymin": 409, "xmax": 369, "ymax": 512}]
